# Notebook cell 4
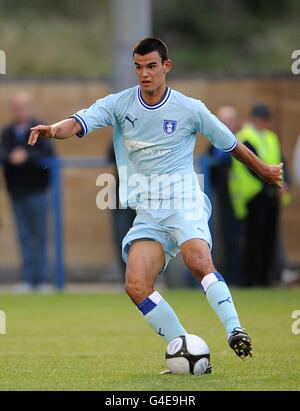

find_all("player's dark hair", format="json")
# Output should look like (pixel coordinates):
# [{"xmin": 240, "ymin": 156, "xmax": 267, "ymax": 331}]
[{"xmin": 133, "ymin": 38, "xmax": 169, "ymax": 62}]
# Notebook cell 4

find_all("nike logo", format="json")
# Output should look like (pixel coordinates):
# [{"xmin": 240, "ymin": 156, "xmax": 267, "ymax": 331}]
[
  {"xmin": 125, "ymin": 115, "xmax": 138, "ymax": 128},
  {"xmin": 157, "ymin": 328, "xmax": 165, "ymax": 337},
  {"xmin": 197, "ymin": 227, "xmax": 204, "ymax": 233},
  {"xmin": 218, "ymin": 296, "xmax": 232, "ymax": 305}
]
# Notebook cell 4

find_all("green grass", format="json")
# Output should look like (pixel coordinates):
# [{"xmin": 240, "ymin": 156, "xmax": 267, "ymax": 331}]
[{"xmin": 0, "ymin": 288, "xmax": 300, "ymax": 391}]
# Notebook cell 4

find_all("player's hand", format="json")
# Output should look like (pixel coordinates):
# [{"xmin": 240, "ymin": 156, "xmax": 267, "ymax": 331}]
[
  {"xmin": 28, "ymin": 125, "xmax": 56, "ymax": 146},
  {"xmin": 262, "ymin": 163, "xmax": 283, "ymax": 189}
]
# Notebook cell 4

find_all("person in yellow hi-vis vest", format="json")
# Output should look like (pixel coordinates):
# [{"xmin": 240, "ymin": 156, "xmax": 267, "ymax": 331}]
[{"xmin": 229, "ymin": 103, "xmax": 289, "ymax": 286}]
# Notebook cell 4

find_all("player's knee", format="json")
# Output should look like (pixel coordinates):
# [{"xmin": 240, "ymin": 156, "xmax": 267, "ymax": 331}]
[
  {"xmin": 183, "ymin": 252, "xmax": 215, "ymax": 280},
  {"xmin": 124, "ymin": 280, "xmax": 150, "ymax": 304}
]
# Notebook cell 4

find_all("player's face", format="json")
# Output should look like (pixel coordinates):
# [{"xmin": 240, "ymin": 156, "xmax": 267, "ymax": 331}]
[{"xmin": 134, "ymin": 51, "xmax": 172, "ymax": 95}]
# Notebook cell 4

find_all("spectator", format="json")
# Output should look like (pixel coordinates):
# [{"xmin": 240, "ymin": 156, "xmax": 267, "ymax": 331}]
[
  {"xmin": 0, "ymin": 92, "xmax": 55, "ymax": 292},
  {"xmin": 229, "ymin": 103, "xmax": 289, "ymax": 286}
]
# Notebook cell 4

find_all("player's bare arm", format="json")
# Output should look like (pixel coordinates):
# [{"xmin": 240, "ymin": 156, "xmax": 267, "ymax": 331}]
[
  {"xmin": 28, "ymin": 118, "xmax": 81, "ymax": 146},
  {"xmin": 232, "ymin": 141, "xmax": 283, "ymax": 188}
]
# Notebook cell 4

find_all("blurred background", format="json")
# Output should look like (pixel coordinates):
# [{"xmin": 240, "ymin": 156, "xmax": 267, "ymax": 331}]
[{"xmin": 0, "ymin": 0, "xmax": 299, "ymax": 291}]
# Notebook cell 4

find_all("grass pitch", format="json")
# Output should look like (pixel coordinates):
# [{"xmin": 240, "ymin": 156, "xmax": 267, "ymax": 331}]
[{"xmin": 0, "ymin": 287, "xmax": 299, "ymax": 391}]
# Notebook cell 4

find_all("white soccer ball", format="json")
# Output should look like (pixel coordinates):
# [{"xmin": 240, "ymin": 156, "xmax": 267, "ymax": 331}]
[{"xmin": 166, "ymin": 334, "xmax": 212, "ymax": 375}]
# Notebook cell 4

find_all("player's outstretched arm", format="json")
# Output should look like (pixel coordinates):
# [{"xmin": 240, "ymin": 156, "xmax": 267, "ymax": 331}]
[
  {"xmin": 231, "ymin": 141, "xmax": 283, "ymax": 188},
  {"xmin": 28, "ymin": 118, "xmax": 82, "ymax": 146}
]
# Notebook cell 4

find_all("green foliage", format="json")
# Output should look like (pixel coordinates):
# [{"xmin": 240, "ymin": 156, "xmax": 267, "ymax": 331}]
[
  {"xmin": 153, "ymin": 0, "xmax": 300, "ymax": 75},
  {"xmin": 0, "ymin": 0, "xmax": 299, "ymax": 75},
  {"xmin": 0, "ymin": 0, "xmax": 109, "ymax": 20},
  {"xmin": 0, "ymin": 0, "xmax": 111, "ymax": 75},
  {"xmin": 0, "ymin": 288, "xmax": 299, "ymax": 390}
]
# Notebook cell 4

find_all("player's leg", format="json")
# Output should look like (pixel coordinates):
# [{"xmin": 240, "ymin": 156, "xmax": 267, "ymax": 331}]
[
  {"xmin": 125, "ymin": 239, "xmax": 187, "ymax": 342},
  {"xmin": 181, "ymin": 238, "xmax": 252, "ymax": 359}
]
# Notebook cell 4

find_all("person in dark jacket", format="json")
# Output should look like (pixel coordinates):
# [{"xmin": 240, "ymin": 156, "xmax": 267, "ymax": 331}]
[
  {"xmin": 229, "ymin": 103, "xmax": 289, "ymax": 286},
  {"xmin": 0, "ymin": 92, "xmax": 55, "ymax": 292}
]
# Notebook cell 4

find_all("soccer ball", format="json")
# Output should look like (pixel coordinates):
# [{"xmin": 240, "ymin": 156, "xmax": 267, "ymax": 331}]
[{"xmin": 166, "ymin": 334, "xmax": 212, "ymax": 375}]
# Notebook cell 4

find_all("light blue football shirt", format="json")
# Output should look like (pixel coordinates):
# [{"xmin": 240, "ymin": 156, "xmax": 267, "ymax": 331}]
[{"xmin": 72, "ymin": 86, "xmax": 237, "ymax": 209}]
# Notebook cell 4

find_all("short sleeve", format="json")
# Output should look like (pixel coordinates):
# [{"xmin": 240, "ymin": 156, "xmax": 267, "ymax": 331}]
[
  {"xmin": 194, "ymin": 101, "xmax": 237, "ymax": 152},
  {"xmin": 71, "ymin": 94, "xmax": 117, "ymax": 137}
]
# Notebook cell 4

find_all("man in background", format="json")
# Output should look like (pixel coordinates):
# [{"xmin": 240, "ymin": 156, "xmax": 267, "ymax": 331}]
[
  {"xmin": 0, "ymin": 92, "xmax": 55, "ymax": 292},
  {"xmin": 229, "ymin": 103, "xmax": 288, "ymax": 286}
]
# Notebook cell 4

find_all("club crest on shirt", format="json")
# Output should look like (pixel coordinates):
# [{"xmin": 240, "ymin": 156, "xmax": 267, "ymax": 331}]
[{"xmin": 163, "ymin": 120, "xmax": 177, "ymax": 135}]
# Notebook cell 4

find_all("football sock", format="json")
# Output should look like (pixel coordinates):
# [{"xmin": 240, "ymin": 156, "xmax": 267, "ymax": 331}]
[
  {"xmin": 136, "ymin": 291, "xmax": 187, "ymax": 343},
  {"xmin": 201, "ymin": 272, "xmax": 241, "ymax": 337}
]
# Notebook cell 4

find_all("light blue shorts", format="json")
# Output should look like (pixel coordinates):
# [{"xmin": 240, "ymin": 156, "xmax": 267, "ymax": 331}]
[{"xmin": 122, "ymin": 197, "xmax": 212, "ymax": 273}]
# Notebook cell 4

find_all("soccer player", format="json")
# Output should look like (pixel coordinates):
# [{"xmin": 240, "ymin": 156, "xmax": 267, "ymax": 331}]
[{"xmin": 28, "ymin": 38, "xmax": 282, "ymax": 362}]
